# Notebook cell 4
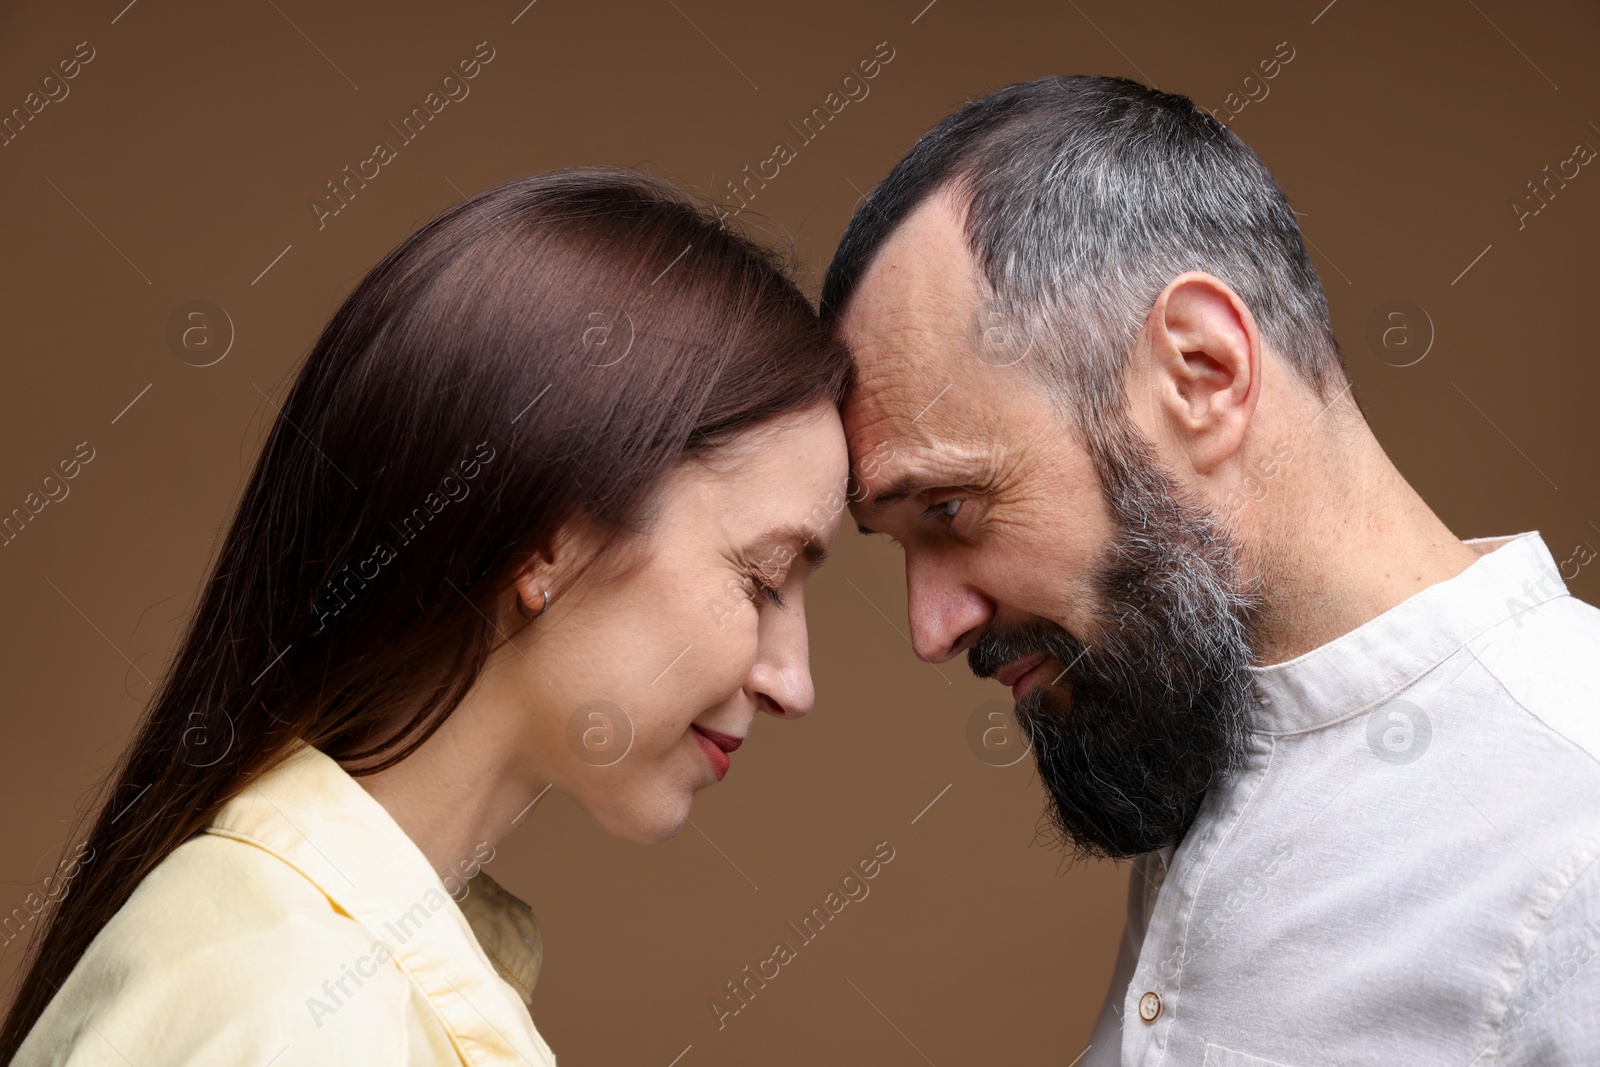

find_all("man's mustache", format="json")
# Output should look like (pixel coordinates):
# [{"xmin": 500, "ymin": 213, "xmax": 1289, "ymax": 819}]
[{"xmin": 967, "ymin": 618, "xmax": 1088, "ymax": 682}]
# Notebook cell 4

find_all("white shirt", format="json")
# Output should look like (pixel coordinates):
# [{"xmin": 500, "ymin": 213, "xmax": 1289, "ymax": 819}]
[
  {"xmin": 1085, "ymin": 532, "xmax": 1600, "ymax": 1067},
  {"xmin": 17, "ymin": 740, "xmax": 558, "ymax": 1066}
]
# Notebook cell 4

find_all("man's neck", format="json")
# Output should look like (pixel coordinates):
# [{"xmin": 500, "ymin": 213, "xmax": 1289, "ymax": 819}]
[{"xmin": 1246, "ymin": 411, "xmax": 1484, "ymax": 666}]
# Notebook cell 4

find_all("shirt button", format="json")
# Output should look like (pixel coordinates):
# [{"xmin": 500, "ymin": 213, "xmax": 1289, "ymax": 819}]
[{"xmin": 1138, "ymin": 991, "xmax": 1162, "ymax": 1022}]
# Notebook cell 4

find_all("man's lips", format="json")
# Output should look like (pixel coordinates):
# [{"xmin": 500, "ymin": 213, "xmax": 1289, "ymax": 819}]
[{"xmin": 993, "ymin": 652, "xmax": 1048, "ymax": 690}]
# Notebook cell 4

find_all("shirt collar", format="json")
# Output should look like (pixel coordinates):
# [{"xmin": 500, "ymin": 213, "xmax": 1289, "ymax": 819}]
[
  {"xmin": 1247, "ymin": 531, "xmax": 1565, "ymax": 735},
  {"xmin": 206, "ymin": 741, "xmax": 556, "ymax": 1066}
]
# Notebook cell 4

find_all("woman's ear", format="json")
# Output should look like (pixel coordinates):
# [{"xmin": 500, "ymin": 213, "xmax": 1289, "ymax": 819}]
[
  {"xmin": 510, "ymin": 554, "xmax": 556, "ymax": 623},
  {"xmin": 509, "ymin": 511, "xmax": 628, "ymax": 625}
]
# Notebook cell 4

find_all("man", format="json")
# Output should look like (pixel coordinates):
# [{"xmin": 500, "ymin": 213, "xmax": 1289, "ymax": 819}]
[{"xmin": 823, "ymin": 75, "xmax": 1600, "ymax": 1065}]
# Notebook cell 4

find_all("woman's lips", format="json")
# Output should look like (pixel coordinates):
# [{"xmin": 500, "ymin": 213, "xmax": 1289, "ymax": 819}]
[
  {"xmin": 691, "ymin": 725, "xmax": 742, "ymax": 781},
  {"xmin": 695, "ymin": 726, "xmax": 744, "ymax": 753}
]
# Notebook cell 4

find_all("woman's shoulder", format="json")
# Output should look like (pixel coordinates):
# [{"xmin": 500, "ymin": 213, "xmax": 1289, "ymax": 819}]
[
  {"xmin": 15, "ymin": 831, "xmax": 429, "ymax": 1065},
  {"xmin": 123, "ymin": 827, "xmax": 360, "ymax": 938}
]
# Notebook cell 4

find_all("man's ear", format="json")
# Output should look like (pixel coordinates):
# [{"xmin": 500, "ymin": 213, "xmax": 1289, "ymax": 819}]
[{"xmin": 1137, "ymin": 271, "xmax": 1261, "ymax": 475}]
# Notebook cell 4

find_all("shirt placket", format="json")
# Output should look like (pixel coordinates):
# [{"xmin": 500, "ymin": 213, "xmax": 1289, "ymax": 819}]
[
  {"xmin": 1122, "ymin": 731, "xmax": 1276, "ymax": 1067},
  {"xmin": 1122, "ymin": 829, "xmax": 1211, "ymax": 1067}
]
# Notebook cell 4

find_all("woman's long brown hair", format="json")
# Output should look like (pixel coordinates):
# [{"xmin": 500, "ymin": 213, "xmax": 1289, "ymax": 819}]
[{"xmin": 0, "ymin": 167, "xmax": 852, "ymax": 1054}]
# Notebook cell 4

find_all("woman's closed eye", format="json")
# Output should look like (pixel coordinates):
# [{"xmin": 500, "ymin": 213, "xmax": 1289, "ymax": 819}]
[{"xmin": 745, "ymin": 568, "xmax": 787, "ymax": 608}]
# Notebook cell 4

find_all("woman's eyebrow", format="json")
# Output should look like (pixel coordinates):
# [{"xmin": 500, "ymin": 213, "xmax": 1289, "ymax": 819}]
[{"xmin": 755, "ymin": 524, "xmax": 830, "ymax": 568}]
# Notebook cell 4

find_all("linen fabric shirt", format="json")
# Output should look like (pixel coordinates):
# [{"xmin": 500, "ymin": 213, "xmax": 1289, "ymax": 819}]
[
  {"xmin": 1084, "ymin": 531, "xmax": 1600, "ymax": 1067},
  {"xmin": 16, "ymin": 740, "xmax": 558, "ymax": 1066}
]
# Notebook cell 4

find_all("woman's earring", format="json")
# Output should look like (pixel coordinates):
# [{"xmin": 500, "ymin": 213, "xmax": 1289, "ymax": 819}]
[{"xmin": 516, "ymin": 587, "xmax": 550, "ymax": 621}]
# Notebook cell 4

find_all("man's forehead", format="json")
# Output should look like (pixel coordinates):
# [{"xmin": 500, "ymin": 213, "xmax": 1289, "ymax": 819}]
[
  {"xmin": 838, "ymin": 190, "xmax": 978, "ymax": 358},
  {"xmin": 838, "ymin": 190, "xmax": 984, "ymax": 464},
  {"xmin": 840, "ymin": 353, "xmax": 957, "ymax": 468}
]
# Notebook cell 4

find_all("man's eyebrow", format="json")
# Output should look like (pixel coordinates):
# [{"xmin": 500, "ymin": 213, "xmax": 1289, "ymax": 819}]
[
  {"xmin": 853, "ymin": 474, "xmax": 931, "ymax": 535},
  {"xmin": 865, "ymin": 475, "xmax": 931, "ymax": 514}
]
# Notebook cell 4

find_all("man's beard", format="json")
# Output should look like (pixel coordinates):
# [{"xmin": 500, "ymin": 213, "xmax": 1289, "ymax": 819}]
[{"xmin": 968, "ymin": 416, "xmax": 1261, "ymax": 861}]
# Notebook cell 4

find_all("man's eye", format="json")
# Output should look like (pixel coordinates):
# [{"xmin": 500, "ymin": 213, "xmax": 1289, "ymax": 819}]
[{"xmin": 923, "ymin": 498, "xmax": 963, "ymax": 522}]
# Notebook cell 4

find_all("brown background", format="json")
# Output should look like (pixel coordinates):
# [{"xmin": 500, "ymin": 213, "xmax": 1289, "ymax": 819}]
[{"xmin": 2, "ymin": 0, "xmax": 1597, "ymax": 1063}]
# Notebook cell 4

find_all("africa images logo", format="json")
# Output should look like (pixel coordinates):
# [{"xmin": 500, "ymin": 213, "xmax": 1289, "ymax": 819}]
[{"xmin": 1365, "ymin": 698, "xmax": 1431, "ymax": 765}]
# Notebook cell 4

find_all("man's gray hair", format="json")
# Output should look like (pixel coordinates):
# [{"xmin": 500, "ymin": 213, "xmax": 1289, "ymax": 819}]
[{"xmin": 821, "ymin": 75, "xmax": 1348, "ymax": 424}]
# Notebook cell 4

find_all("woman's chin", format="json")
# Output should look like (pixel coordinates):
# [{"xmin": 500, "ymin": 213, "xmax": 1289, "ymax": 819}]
[
  {"xmin": 613, "ymin": 816, "xmax": 685, "ymax": 846},
  {"xmin": 590, "ymin": 792, "xmax": 693, "ymax": 845}
]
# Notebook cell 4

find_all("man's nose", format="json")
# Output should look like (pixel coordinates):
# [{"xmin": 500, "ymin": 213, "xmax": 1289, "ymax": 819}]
[{"xmin": 905, "ymin": 553, "xmax": 991, "ymax": 663}]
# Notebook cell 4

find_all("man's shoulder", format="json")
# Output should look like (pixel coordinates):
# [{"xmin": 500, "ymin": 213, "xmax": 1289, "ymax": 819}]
[{"xmin": 1473, "ymin": 590, "xmax": 1600, "ymax": 766}]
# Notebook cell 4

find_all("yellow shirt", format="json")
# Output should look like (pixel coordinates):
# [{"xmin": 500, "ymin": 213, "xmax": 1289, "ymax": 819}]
[{"xmin": 16, "ymin": 741, "xmax": 558, "ymax": 1065}]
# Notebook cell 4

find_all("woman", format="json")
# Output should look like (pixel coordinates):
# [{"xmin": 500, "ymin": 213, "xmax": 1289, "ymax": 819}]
[{"xmin": 1, "ymin": 168, "xmax": 853, "ymax": 1064}]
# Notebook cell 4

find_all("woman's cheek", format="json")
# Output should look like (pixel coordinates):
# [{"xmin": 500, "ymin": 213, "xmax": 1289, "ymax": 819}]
[
  {"xmin": 646, "ymin": 628, "xmax": 753, "ymax": 749},
  {"xmin": 720, "ymin": 601, "xmax": 761, "ymax": 675}
]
